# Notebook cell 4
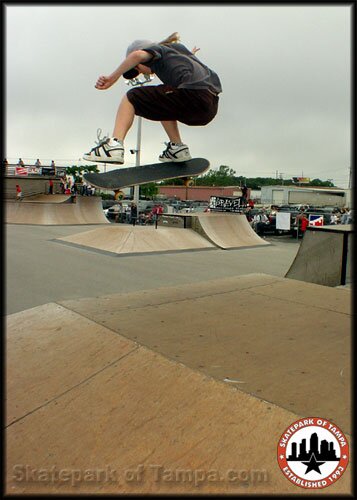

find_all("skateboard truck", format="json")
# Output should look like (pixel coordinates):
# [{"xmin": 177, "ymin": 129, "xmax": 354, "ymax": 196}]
[{"xmin": 182, "ymin": 177, "xmax": 195, "ymax": 187}]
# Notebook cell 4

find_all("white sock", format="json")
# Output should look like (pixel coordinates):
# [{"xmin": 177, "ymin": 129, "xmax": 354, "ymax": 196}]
[{"xmin": 110, "ymin": 138, "xmax": 123, "ymax": 146}]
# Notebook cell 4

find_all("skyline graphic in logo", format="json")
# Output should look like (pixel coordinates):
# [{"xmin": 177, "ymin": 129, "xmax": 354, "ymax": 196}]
[{"xmin": 277, "ymin": 417, "xmax": 349, "ymax": 489}]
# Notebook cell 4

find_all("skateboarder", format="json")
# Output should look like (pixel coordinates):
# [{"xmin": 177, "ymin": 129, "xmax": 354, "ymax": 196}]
[{"xmin": 83, "ymin": 32, "xmax": 222, "ymax": 165}]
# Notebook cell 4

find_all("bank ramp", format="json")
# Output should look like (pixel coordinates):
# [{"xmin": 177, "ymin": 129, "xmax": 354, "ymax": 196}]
[
  {"xmin": 286, "ymin": 225, "xmax": 353, "ymax": 287},
  {"xmin": 57, "ymin": 225, "xmax": 215, "ymax": 255},
  {"xmin": 161, "ymin": 213, "xmax": 270, "ymax": 249},
  {"xmin": 192, "ymin": 213, "xmax": 270, "ymax": 249},
  {"xmin": 6, "ymin": 274, "xmax": 351, "ymax": 494},
  {"xmin": 5, "ymin": 196, "xmax": 109, "ymax": 225}
]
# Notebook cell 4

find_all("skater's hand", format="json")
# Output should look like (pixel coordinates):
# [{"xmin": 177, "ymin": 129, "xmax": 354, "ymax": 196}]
[
  {"xmin": 95, "ymin": 75, "xmax": 115, "ymax": 90},
  {"xmin": 192, "ymin": 46, "xmax": 200, "ymax": 55}
]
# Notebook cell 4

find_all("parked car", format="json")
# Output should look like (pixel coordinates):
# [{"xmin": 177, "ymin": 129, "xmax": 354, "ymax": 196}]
[{"xmin": 106, "ymin": 203, "xmax": 128, "ymax": 221}]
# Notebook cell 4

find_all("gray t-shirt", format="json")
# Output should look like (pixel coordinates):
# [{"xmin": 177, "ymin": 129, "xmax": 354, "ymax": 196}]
[{"xmin": 144, "ymin": 43, "xmax": 222, "ymax": 94}]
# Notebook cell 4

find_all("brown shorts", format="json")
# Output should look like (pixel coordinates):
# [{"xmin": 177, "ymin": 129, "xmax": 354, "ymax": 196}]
[{"xmin": 126, "ymin": 85, "xmax": 219, "ymax": 126}]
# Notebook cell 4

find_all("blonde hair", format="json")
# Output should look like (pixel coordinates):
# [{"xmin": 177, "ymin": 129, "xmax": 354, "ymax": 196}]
[{"xmin": 159, "ymin": 32, "xmax": 180, "ymax": 45}]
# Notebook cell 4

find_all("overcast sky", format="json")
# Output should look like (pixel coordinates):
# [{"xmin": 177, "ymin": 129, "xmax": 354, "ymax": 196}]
[{"xmin": 5, "ymin": 4, "xmax": 351, "ymax": 187}]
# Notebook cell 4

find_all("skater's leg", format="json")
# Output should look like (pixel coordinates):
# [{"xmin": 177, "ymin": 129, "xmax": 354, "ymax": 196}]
[
  {"xmin": 83, "ymin": 95, "xmax": 134, "ymax": 163},
  {"xmin": 160, "ymin": 120, "xmax": 182, "ymax": 144},
  {"xmin": 159, "ymin": 120, "xmax": 192, "ymax": 162},
  {"xmin": 113, "ymin": 95, "xmax": 135, "ymax": 141}
]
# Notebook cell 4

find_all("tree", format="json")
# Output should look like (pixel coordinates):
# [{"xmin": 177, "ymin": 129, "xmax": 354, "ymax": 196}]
[
  {"xmin": 309, "ymin": 178, "xmax": 335, "ymax": 187},
  {"xmin": 140, "ymin": 183, "xmax": 159, "ymax": 199},
  {"xmin": 196, "ymin": 165, "xmax": 237, "ymax": 186},
  {"xmin": 66, "ymin": 164, "xmax": 99, "ymax": 183}
]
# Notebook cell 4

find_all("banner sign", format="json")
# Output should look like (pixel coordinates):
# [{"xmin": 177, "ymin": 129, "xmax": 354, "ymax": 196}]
[
  {"xmin": 308, "ymin": 214, "xmax": 324, "ymax": 226},
  {"xmin": 27, "ymin": 167, "xmax": 42, "ymax": 175},
  {"xmin": 276, "ymin": 212, "xmax": 291, "ymax": 230},
  {"xmin": 292, "ymin": 177, "xmax": 311, "ymax": 184},
  {"xmin": 15, "ymin": 167, "xmax": 28, "ymax": 176},
  {"xmin": 209, "ymin": 196, "xmax": 242, "ymax": 212},
  {"xmin": 41, "ymin": 167, "xmax": 56, "ymax": 176}
]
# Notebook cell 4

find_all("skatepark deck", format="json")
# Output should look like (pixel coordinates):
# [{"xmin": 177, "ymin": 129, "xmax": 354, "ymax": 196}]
[
  {"xmin": 6, "ymin": 274, "xmax": 351, "ymax": 494},
  {"xmin": 5, "ymin": 196, "xmax": 109, "ymax": 225},
  {"xmin": 57, "ymin": 225, "xmax": 215, "ymax": 255},
  {"xmin": 286, "ymin": 225, "xmax": 353, "ymax": 287}
]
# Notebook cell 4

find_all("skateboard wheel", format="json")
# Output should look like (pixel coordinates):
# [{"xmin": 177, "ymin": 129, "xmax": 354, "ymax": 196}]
[
  {"xmin": 183, "ymin": 179, "xmax": 194, "ymax": 187},
  {"xmin": 114, "ymin": 190, "xmax": 124, "ymax": 200}
]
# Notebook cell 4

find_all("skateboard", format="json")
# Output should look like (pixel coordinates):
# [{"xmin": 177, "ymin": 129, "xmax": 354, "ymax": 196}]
[{"xmin": 83, "ymin": 158, "xmax": 210, "ymax": 190}]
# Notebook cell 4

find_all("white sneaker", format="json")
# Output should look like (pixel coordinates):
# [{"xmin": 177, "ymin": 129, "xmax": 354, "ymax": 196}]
[
  {"xmin": 83, "ymin": 135, "xmax": 124, "ymax": 164},
  {"xmin": 159, "ymin": 142, "xmax": 192, "ymax": 162}
]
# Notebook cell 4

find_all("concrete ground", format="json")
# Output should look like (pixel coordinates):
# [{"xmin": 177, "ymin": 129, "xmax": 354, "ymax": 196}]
[{"xmin": 5, "ymin": 224, "xmax": 299, "ymax": 315}]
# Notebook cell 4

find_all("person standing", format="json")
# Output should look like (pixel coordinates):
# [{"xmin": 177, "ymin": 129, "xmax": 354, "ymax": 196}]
[
  {"xmin": 16, "ymin": 184, "xmax": 23, "ymax": 201},
  {"xmin": 241, "ymin": 185, "xmax": 248, "ymax": 206},
  {"xmin": 300, "ymin": 212, "xmax": 309, "ymax": 236},
  {"xmin": 48, "ymin": 178, "xmax": 54, "ymax": 195},
  {"xmin": 130, "ymin": 202, "xmax": 138, "ymax": 226}
]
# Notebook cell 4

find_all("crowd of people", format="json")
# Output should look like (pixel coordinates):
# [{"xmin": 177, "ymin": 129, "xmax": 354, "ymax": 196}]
[
  {"xmin": 246, "ymin": 205, "xmax": 354, "ymax": 237},
  {"xmin": 110, "ymin": 202, "xmax": 164, "ymax": 226}
]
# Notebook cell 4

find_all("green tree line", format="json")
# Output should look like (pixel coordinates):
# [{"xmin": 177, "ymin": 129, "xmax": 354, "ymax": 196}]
[{"xmin": 161, "ymin": 165, "xmax": 336, "ymax": 189}]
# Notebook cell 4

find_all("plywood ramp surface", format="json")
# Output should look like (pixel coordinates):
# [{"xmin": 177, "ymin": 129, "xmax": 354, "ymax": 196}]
[
  {"xmin": 6, "ymin": 274, "xmax": 352, "ymax": 495},
  {"xmin": 5, "ymin": 196, "xmax": 109, "ymax": 225},
  {"xmin": 6, "ymin": 297, "xmax": 351, "ymax": 494},
  {"xmin": 193, "ymin": 213, "xmax": 270, "ymax": 249},
  {"xmin": 59, "ymin": 273, "xmax": 351, "ymax": 433},
  {"xmin": 286, "ymin": 225, "xmax": 353, "ymax": 286},
  {"xmin": 57, "ymin": 225, "xmax": 215, "ymax": 254}
]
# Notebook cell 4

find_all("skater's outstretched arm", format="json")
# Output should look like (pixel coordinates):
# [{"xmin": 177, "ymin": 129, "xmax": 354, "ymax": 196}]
[{"xmin": 95, "ymin": 50, "xmax": 152, "ymax": 90}]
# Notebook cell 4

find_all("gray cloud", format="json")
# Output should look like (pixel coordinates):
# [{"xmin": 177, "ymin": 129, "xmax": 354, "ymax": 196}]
[{"xmin": 5, "ymin": 5, "xmax": 351, "ymax": 186}]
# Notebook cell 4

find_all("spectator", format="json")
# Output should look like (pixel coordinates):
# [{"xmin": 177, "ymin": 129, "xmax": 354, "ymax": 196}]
[
  {"xmin": 51, "ymin": 160, "xmax": 56, "ymax": 167},
  {"xmin": 18, "ymin": 158, "xmax": 24, "ymax": 166},
  {"xmin": 48, "ymin": 178, "xmax": 54, "ymax": 195},
  {"xmin": 130, "ymin": 203, "xmax": 138, "ymax": 226},
  {"xmin": 60, "ymin": 177, "xmax": 66, "ymax": 193},
  {"xmin": 300, "ymin": 213, "xmax": 309, "ymax": 236},
  {"xmin": 113, "ymin": 203, "xmax": 123, "ymax": 223},
  {"xmin": 138, "ymin": 212, "xmax": 147, "ymax": 225},
  {"xmin": 241, "ymin": 185, "xmax": 248, "ymax": 205},
  {"xmin": 35, "ymin": 159, "xmax": 42, "ymax": 167},
  {"xmin": 151, "ymin": 205, "xmax": 158, "ymax": 218},
  {"xmin": 330, "ymin": 213, "xmax": 339, "ymax": 225},
  {"xmin": 252, "ymin": 209, "xmax": 269, "ymax": 235},
  {"xmin": 346, "ymin": 209, "xmax": 353, "ymax": 224},
  {"xmin": 340, "ymin": 208, "xmax": 349, "ymax": 225},
  {"xmin": 248, "ymin": 198, "xmax": 254, "ymax": 208},
  {"xmin": 244, "ymin": 206, "xmax": 252, "ymax": 221},
  {"xmin": 16, "ymin": 184, "xmax": 23, "ymax": 201}
]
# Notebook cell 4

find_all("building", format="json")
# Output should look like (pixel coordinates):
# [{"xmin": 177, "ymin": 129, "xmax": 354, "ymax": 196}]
[
  {"xmin": 157, "ymin": 185, "xmax": 246, "ymax": 202},
  {"xmin": 260, "ymin": 185, "xmax": 348, "ymax": 207}
]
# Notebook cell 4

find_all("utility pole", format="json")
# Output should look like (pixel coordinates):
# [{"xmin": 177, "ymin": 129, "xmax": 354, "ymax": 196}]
[{"xmin": 125, "ymin": 74, "xmax": 154, "ymax": 205}]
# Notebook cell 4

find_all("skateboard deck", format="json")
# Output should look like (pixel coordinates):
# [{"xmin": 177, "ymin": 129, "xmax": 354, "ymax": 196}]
[{"xmin": 83, "ymin": 158, "xmax": 210, "ymax": 189}]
